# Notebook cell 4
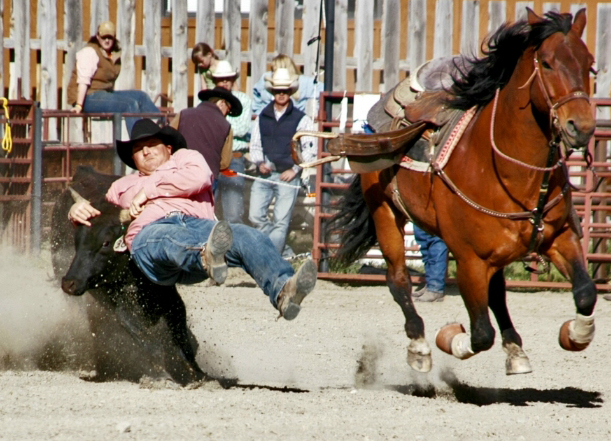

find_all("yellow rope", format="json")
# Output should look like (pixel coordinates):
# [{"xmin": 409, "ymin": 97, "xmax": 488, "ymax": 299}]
[{"xmin": 0, "ymin": 98, "xmax": 12, "ymax": 155}]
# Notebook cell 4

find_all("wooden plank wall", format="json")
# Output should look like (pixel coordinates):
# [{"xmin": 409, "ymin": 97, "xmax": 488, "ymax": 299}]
[{"xmin": 1, "ymin": 0, "xmax": 610, "ymax": 113}]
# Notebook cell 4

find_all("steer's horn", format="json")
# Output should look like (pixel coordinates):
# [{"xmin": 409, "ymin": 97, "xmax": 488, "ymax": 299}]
[
  {"xmin": 119, "ymin": 209, "xmax": 132, "ymax": 223},
  {"xmin": 68, "ymin": 186, "xmax": 88, "ymax": 203}
]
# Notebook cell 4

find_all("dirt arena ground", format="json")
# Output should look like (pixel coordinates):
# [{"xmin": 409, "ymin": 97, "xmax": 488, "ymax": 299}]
[{"xmin": 1, "ymin": 250, "xmax": 610, "ymax": 440}]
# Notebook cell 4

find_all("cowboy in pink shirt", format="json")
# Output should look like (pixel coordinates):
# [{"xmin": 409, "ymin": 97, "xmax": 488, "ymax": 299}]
[{"xmin": 68, "ymin": 119, "xmax": 317, "ymax": 320}]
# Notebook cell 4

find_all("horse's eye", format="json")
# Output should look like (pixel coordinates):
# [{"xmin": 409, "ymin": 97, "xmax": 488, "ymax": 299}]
[{"xmin": 541, "ymin": 61, "xmax": 552, "ymax": 70}]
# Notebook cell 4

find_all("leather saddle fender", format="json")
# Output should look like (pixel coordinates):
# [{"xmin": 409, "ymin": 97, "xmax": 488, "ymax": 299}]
[{"xmin": 326, "ymin": 122, "xmax": 427, "ymax": 173}]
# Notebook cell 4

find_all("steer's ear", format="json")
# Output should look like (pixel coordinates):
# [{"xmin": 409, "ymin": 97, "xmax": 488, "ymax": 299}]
[{"xmin": 113, "ymin": 236, "xmax": 128, "ymax": 253}]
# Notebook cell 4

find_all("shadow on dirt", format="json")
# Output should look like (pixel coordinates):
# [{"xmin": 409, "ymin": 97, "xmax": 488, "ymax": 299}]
[{"xmin": 388, "ymin": 370, "xmax": 603, "ymax": 408}]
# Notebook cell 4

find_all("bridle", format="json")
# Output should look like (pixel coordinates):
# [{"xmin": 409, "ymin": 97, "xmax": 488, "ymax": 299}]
[{"xmin": 516, "ymin": 55, "xmax": 590, "ymax": 155}]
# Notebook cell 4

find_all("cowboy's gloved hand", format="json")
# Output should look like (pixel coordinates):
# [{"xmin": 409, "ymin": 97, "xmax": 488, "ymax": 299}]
[{"xmin": 130, "ymin": 189, "xmax": 148, "ymax": 218}]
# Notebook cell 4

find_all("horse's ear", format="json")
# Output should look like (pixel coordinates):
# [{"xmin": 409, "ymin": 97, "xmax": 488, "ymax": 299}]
[
  {"xmin": 572, "ymin": 8, "xmax": 587, "ymax": 38},
  {"xmin": 526, "ymin": 7, "xmax": 543, "ymax": 25}
]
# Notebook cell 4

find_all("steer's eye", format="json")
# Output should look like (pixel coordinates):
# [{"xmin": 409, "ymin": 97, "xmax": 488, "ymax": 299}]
[{"xmin": 102, "ymin": 241, "xmax": 110, "ymax": 248}]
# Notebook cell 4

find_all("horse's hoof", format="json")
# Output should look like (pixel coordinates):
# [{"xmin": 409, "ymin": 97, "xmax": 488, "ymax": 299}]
[
  {"xmin": 559, "ymin": 320, "xmax": 589, "ymax": 351},
  {"xmin": 503, "ymin": 343, "xmax": 532, "ymax": 375},
  {"xmin": 407, "ymin": 338, "xmax": 432, "ymax": 373},
  {"xmin": 435, "ymin": 323, "xmax": 466, "ymax": 355}
]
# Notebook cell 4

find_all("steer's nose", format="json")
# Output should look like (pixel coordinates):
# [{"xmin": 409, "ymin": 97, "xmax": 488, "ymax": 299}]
[{"xmin": 61, "ymin": 278, "xmax": 77, "ymax": 295}]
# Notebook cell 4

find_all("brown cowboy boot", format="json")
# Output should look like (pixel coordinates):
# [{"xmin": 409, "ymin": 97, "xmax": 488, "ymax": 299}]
[{"xmin": 277, "ymin": 259, "xmax": 317, "ymax": 320}]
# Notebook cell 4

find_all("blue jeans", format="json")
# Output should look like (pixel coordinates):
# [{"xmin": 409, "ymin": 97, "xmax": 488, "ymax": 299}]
[
  {"xmin": 215, "ymin": 155, "xmax": 246, "ymax": 223},
  {"xmin": 413, "ymin": 224, "xmax": 448, "ymax": 293},
  {"xmin": 130, "ymin": 215, "xmax": 294, "ymax": 307},
  {"xmin": 248, "ymin": 172, "xmax": 299, "ymax": 254},
  {"xmin": 83, "ymin": 90, "xmax": 161, "ymax": 134}
]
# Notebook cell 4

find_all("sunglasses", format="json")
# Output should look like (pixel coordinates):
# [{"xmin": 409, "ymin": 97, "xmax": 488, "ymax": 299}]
[
  {"xmin": 99, "ymin": 35, "xmax": 114, "ymax": 41},
  {"xmin": 272, "ymin": 89, "xmax": 291, "ymax": 95}
]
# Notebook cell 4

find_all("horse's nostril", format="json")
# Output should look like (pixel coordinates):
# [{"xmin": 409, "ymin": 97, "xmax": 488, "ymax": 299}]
[{"xmin": 566, "ymin": 120, "xmax": 578, "ymax": 137}]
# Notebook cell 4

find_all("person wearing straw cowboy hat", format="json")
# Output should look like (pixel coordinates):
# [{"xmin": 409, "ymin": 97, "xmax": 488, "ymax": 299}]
[
  {"xmin": 169, "ymin": 85, "xmax": 241, "ymax": 180},
  {"xmin": 210, "ymin": 60, "xmax": 252, "ymax": 224},
  {"xmin": 248, "ymin": 68, "xmax": 317, "ymax": 258},
  {"xmin": 68, "ymin": 118, "xmax": 318, "ymax": 321}
]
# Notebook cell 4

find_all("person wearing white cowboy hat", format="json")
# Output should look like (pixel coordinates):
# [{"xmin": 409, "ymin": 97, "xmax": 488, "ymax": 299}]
[
  {"xmin": 252, "ymin": 53, "xmax": 323, "ymax": 116},
  {"xmin": 248, "ymin": 68, "xmax": 318, "ymax": 259},
  {"xmin": 67, "ymin": 117, "xmax": 318, "ymax": 321},
  {"xmin": 210, "ymin": 60, "xmax": 253, "ymax": 224},
  {"xmin": 169, "ymin": 86, "xmax": 241, "ymax": 179}
]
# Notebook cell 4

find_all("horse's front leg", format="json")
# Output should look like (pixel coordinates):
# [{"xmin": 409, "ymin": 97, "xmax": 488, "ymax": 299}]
[
  {"xmin": 372, "ymin": 205, "xmax": 431, "ymax": 373},
  {"xmin": 436, "ymin": 256, "xmax": 496, "ymax": 359},
  {"xmin": 487, "ymin": 269, "xmax": 532, "ymax": 375},
  {"xmin": 545, "ymin": 227, "xmax": 596, "ymax": 351}
]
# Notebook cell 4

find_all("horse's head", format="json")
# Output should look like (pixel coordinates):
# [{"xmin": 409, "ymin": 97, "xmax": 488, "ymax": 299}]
[{"xmin": 527, "ymin": 8, "xmax": 595, "ymax": 149}]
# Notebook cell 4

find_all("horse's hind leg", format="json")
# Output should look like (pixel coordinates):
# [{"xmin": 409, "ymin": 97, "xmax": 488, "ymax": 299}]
[
  {"xmin": 372, "ymin": 205, "xmax": 431, "ymax": 372},
  {"xmin": 488, "ymin": 269, "xmax": 532, "ymax": 375},
  {"xmin": 546, "ymin": 229, "xmax": 596, "ymax": 351}
]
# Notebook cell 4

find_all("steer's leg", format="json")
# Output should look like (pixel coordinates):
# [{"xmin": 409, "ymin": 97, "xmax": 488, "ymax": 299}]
[
  {"xmin": 545, "ymin": 227, "xmax": 596, "ymax": 351},
  {"xmin": 487, "ymin": 269, "xmax": 532, "ymax": 375}
]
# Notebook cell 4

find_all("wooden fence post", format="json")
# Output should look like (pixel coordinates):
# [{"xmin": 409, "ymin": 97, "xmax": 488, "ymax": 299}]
[
  {"xmin": 333, "ymin": 0, "xmax": 348, "ymax": 91},
  {"xmin": 460, "ymin": 1, "xmax": 479, "ymax": 55},
  {"xmin": 116, "ymin": 0, "xmax": 137, "ymax": 91},
  {"xmin": 250, "ymin": 0, "xmax": 269, "ymax": 92},
  {"xmin": 224, "ymin": 0, "xmax": 242, "ymax": 75},
  {"xmin": 144, "ymin": 0, "xmax": 162, "ymax": 103},
  {"xmin": 90, "ymin": 0, "xmax": 110, "ymax": 36},
  {"xmin": 172, "ymin": 0, "xmax": 189, "ymax": 112},
  {"xmin": 301, "ymin": 0, "xmax": 322, "ymax": 79},
  {"xmin": 408, "ymin": 0, "xmax": 426, "ymax": 74},
  {"xmin": 275, "ymin": 0, "xmax": 296, "ymax": 56},
  {"xmin": 355, "ymin": 0, "xmax": 374, "ymax": 92},
  {"xmin": 11, "ymin": 1, "xmax": 30, "ymax": 99},
  {"xmin": 382, "ymin": 0, "xmax": 401, "ymax": 92}
]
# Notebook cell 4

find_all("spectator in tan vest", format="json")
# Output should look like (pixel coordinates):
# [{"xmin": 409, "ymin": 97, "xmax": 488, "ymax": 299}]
[{"xmin": 67, "ymin": 21, "xmax": 161, "ymax": 134}]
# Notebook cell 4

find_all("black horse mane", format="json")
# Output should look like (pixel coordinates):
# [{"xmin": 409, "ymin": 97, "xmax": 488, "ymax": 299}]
[{"xmin": 446, "ymin": 11, "xmax": 575, "ymax": 110}]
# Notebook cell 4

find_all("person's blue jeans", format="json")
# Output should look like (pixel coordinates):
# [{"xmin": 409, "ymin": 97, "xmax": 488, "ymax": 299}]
[
  {"xmin": 413, "ymin": 224, "xmax": 448, "ymax": 293},
  {"xmin": 215, "ymin": 155, "xmax": 246, "ymax": 223},
  {"xmin": 83, "ymin": 90, "xmax": 161, "ymax": 134},
  {"xmin": 130, "ymin": 214, "xmax": 294, "ymax": 307},
  {"xmin": 248, "ymin": 171, "xmax": 300, "ymax": 254}
]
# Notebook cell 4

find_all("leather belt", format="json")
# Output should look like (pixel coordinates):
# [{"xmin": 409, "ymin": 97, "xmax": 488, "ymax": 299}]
[{"xmin": 233, "ymin": 151, "xmax": 244, "ymax": 158}]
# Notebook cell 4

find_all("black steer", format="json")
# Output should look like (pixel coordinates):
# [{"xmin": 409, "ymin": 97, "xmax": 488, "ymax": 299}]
[{"xmin": 52, "ymin": 166, "xmax": 205, "ymax": 385}]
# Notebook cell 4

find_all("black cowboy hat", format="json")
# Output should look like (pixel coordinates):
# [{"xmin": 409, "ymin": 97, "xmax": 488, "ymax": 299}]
[
  {"xmin": 116, "ymin": 119, "xmax": 187, "ymax": 169},
  {"xmin": 197, "ymin": 86, "xmax": 243, "ymax": 117}
]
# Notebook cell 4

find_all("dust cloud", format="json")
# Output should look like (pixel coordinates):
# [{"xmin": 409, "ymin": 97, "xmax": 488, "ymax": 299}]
[{"xmin": 0, "ymin": 248, "xmax": 92, "ymax": 371}]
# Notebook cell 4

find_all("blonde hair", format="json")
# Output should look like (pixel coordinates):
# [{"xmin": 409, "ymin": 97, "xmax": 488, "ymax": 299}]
[{"xmin": 270, "ymin": 54, "xmax": 300, "ymax": 99}]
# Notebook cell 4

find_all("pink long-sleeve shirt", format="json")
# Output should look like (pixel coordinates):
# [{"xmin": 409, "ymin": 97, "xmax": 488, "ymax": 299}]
[{"xmin": 105, "ymin": 149, "xmax": 215, "ymax": 250}]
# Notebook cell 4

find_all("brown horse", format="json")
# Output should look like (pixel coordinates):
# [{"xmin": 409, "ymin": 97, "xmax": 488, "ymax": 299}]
[{"xmin": 330, "ymin": 9, "xmax": 596, "ymax": 374}]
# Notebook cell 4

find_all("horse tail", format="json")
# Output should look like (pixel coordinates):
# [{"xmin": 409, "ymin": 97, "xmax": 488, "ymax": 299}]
[{"xmin": 327, "ymin": 175, "xmax": 377, "ymax": 265}]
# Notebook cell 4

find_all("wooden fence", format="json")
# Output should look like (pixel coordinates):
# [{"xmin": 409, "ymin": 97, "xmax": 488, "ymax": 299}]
[{"xmin": 1, "ymin": 0, "xmax": 611, "ymax": 114}]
